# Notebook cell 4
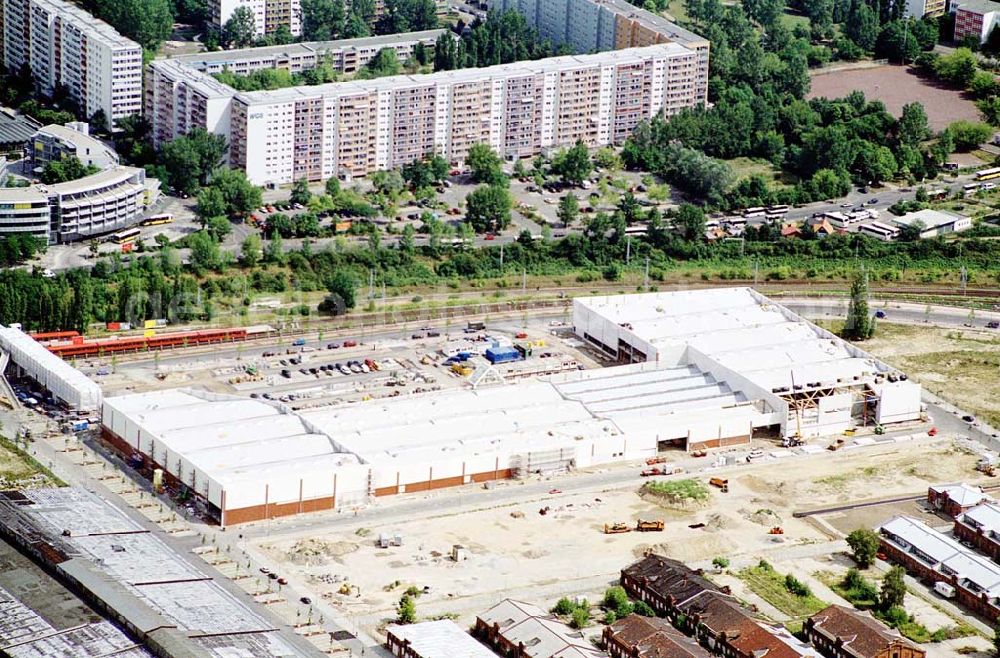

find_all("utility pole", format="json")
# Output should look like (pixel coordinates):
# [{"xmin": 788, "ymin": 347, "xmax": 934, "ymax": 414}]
[
  {"xmin": 643, "ymin": 257, "xmax": 650, "ymax": 291},
  {"xmin": 960, "ymin": 265, "xmax": 968, "ymax": 296},
  {"xmin": 500, "ymin": 241, "xmax": 504, "ymax": 271},
  {"xmin": 626, "ymin": 236, "xmax": 631, "ymax": 265},
  {"xmin": 522, "ymin": 269, "xmax": 527, "ymax": 294}
]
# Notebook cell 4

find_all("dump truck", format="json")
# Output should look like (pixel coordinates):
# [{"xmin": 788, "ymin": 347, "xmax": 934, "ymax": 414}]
[
  {"xmin": 640, "ymin": 467, "xmax": 663, "ymax": 477},
  {"xmin": 768, "ymin": 526, "xmax": 784, "ymax": 535},
  {"xmin": 604, "ymin": 522, "xmax": 631, "ymax": 534},
  {"xmin": 636, "ymin": 519, "xmax": 665, "ymax": 532},
  {"xmin": 709, "ymin": 477, "xmax": 729, "ymax": 493},
  {"xmin": 646, "ymin": 456, "xmax": 667, "ymax": 465}
]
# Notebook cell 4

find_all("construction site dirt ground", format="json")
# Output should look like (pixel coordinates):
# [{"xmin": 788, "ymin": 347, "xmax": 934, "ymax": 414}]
[
  {"xmin": 848, "ymin": 322, "xmax": 1000, "ymax": 429},
  {"xmin": 253, "ymin": 437, "xmax": 987, "ymax": 643}
]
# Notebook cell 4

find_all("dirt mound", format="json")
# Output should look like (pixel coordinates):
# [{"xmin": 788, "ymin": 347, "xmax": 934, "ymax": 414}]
[
  {"xmin": 703, "ymin": 513, "xmax": 733, "ymax": 532},
  {"xmin": 638, "ymin": 480, "xmax": 710, "ymax": 512},
  {"xmin": 286, "ymin": 539, "xmax": 358, "ymax": 566},
  {"xmin": 739, "ymin": 474, "xmax": 791, "ymax": 497},
  {"xmin": 632, "ymin": 542, "xmax": 670, "ymax": 558},
  {"xmin": 742, "ymin": 508, "xmax": 783, "ymax": 526}
]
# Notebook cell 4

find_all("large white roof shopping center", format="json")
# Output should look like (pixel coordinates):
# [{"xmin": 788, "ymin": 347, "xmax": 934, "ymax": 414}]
[
  {"xmin": 101, "ymin": 288, "xmax": 921, "ymax": 525},
  {"xmin": 574, "ymin": 288, "xmax": 921, "ymax": 426}
]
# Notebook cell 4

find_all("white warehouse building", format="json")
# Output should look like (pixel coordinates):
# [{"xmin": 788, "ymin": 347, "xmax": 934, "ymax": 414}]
[
  {"xmin": 99, "ymin": 288, "xmax": 922, "ymax": 525},
  {"xmin": 0, "ymin": 324, "xmax": 102, "ymax": 411},
  {"xmin": 573, "ymin": 287, "xmax": 922, "ymax": 439}
]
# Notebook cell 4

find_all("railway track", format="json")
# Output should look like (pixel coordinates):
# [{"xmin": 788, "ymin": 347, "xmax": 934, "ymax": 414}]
[{"xmin": 57, "ymin": 280, "xmax": 1000, "ymax": 364}]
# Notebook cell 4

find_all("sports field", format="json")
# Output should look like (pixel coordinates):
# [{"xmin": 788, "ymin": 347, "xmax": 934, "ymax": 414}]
[{"xmin": 809, "ymin": 65, "xmax": 980, "ymax": 130}]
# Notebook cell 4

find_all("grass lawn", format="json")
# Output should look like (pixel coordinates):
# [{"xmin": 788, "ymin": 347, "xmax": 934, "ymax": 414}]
[
  {"xmin": 737, "ymin": 563, "xmax": 828, "ymax": 618},
  {"xmin": 662, "ymin": 0, "xmax": 689, "ymax": 23},
  {"xmin": 0, "ymin": 436, "xmax": 63, "ymax": 487},
  {"xmin": 779, "ymin": 10, "xmax": 810, "ymax": 29},
  {"xmin": 725, "ymin": 157, "xmax": 799, "ymax": 186}
]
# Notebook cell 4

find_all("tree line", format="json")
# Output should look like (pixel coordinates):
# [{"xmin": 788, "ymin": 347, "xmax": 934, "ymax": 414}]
[
  {"xmin": 300, "ymin": 0, "xmax": 437, "ymax": 42},
  {"xmin": 6, "ymin": 207, "xmax": 1000, "ymax": 332},
  {"xmin": 434, "ymin": 10, "xmax": 562, "ymax": 71}
]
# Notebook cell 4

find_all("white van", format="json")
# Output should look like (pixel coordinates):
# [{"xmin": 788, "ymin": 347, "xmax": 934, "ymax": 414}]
[{"xmin": 934, "ymin": 581, "xmax": 956, "ymax": 598}]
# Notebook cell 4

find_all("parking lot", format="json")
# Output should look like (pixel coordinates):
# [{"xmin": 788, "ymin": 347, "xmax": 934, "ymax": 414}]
[{"xmin": 86, "ymin": 316, "xmax": 598, "ymax": 414}]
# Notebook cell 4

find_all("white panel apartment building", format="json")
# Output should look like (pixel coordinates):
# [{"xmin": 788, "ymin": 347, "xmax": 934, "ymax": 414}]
[
  {"xmin": 497, "ymin": 0, "xmax": 709, "ymax": 103},
  {"xmin": 229, "ymin": 43, "xmax": 703, "ymax": 185},
  {"xmin": 145, "ymin": 31, "xmax": 445, "ymax": 149},
  {"xmin": 2, "ymin": 0, "xmax": 143, "ymax": 128},
  {"xmin": 211, "ymin": 0, "xmax": 301, "ymax": 38},
  {"xmin": 151, "ymin": 0, "xmax": 708, "ymax": 185}
]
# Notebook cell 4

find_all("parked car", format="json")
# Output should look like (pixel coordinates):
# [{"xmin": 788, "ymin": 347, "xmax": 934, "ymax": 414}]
[
  {"xmin": 987, "ymin": 321, "xmax": 999, "ymax": 329},
  {"xmin": 327, "ymin": 342, "xmax": 341, "ymax": 349}
]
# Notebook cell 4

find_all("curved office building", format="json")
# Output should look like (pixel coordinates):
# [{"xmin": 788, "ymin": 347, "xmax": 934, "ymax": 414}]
[{"xmin": 0, "ymin": 165, "xmax": 154, "ymax": 244}]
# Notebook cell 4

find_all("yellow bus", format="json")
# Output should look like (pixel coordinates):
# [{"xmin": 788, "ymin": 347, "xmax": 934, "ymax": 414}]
[
  {"xmin": 111, "ymin": 227, "xmax": 141, "ymax": 244},
  {"xmin": 139, "ymin": 213, "xmax": 173, "ymax": 226},
  {"xmin": 974, "ymin": 167, "xmax": 1000, "ymax": 181}
]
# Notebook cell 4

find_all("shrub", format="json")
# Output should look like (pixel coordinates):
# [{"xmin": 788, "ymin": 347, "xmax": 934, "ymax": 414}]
[
  {"xmin": 552, "ymin": 598, "xmax": 576, "ymax": 615},
  {"xmin": 880, "ymin": 605, "xmax": 909, "ymax": 627},
  {"xmin": 785, "ymin": 574, "xmax": 812, "ymax": 598},
  {"xmin": 634, "ymin": 600, "xmax": 655, "ymax": 616},
  {"xmin": 603, "ymin": 587, "xmax": 630, "ymax": 612},
  {"xmin": 570, "ymin": 607, "xmax": 590, "ymax": 629}
]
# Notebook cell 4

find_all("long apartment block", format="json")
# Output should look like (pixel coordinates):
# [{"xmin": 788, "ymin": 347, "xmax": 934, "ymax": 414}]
[
  {"xmin": 2, "ymin": 0, "xmax": 143, "ymax": 128},
  {"xmin": 229, "ymin": 44, "xmax": 704, "ymax": 185},
  {"xmin": 150, "ymin": 1, "xmax": 708, "ymax": 185},
  {"xmin": 146, "ymin": 31, "xmax": 445, "ymax": 149},
  {"xmin": 495, "ymin": 0, "xmax": 709, "ymax": 103}
]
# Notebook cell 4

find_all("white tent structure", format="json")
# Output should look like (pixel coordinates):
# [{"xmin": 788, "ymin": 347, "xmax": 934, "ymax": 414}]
[{"xmin": 0, "ymin": 325, "xmax": 101, "ymax": 411}]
